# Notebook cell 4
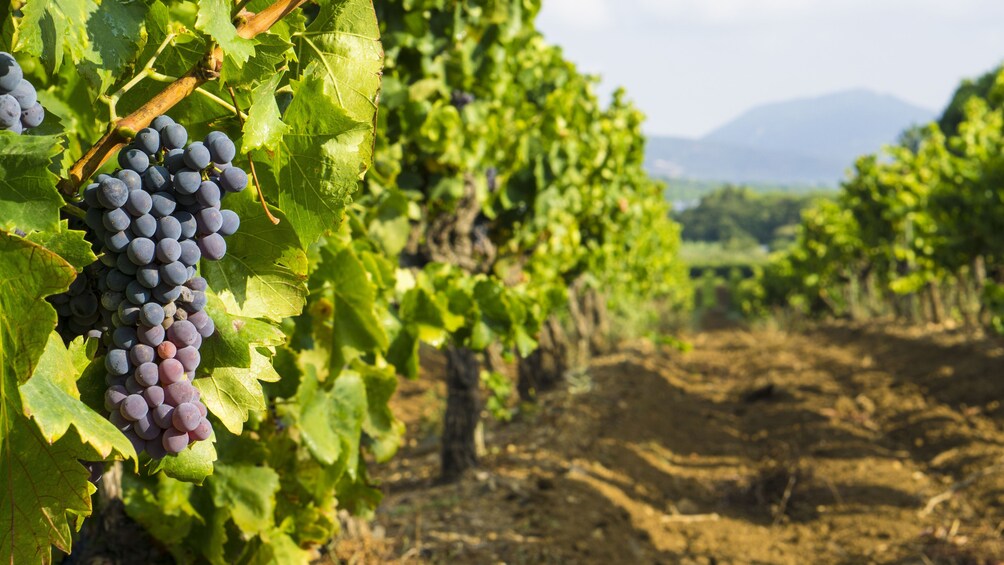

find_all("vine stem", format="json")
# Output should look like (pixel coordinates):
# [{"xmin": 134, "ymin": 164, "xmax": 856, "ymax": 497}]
[
  {"xmin": 56, "ymin": 0, "xmax": 308, "ymax": 197},
  {"xmin": 227, "ymin": 85, "xmax": 280, "ymax": 225}
]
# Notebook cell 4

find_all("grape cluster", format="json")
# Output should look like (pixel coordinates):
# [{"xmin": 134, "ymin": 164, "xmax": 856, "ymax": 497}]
[
  {"xmin": 62, "ymin": 115, "xmax": 247, "ymax": 457},
  {"xmin": 0, "ymin": 52, "xmax": 44, "ymax": 133},
  {"xmin": 450, "ymin": 90, "xmax": 475, "ymax": 110}
]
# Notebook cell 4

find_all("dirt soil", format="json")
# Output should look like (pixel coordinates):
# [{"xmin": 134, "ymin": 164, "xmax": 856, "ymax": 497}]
[{"xmin": 333, "ymin": 323, "xmax": 1004, "ymax": 564}]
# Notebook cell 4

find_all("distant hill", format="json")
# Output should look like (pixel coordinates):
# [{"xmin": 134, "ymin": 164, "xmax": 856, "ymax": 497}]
[{"xmin": 647, "ymin": 89, "xmax": 936, "ymax": 186}]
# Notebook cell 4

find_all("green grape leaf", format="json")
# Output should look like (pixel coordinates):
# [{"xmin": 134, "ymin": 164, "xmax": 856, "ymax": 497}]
[
  {"xmin": 0, "ymin": 232, "xmax": 75, "ymax": 385},
  {"xmin": 247, "ymin": 530, "xmax": 312, "ymax": 565},
  {"xmin": 242, "ymin": 72, "xmax": 289, "ymax": 153},
  {"xmin": 293, "ymin": 371, "xmax": 366, "ymax": 470},
  {"xmin": 148, "ymin": 434, "xmax": 218, "ymax": 485},
  {"xmin": 201, "ymin": 296, "xmax": 286, "ymax": 371},
  {"xmin": 121, "ymin": 473, "xmax": 199, "ymax": 551},
  {"xmin": 21, "ymin": 332, "xmax": 137, "ymax": 462},
  {"xmin": 196, "ymin": 348, "xmax": 279, "ymax": 435},
  {"xmin": 293, "ymin": 0, "xmax": 382, "ymax": 123},
  {"xmin": 196, "ymin": 0, "xmax": 254, "ymax": 67},
  {"xmin": 260, "ymin": 74, "xmax": 373, "ymax": 247},
  {"xmin": 0, "ymin": 134, "xmax": 64, "ymax": 234},
  {"xmin": 200, "ymin": 189, "xmax": 308, "ymax": 322},
  {"xmin": 209, "ymin": 463, "xmax": 279, "ymax": 536},
  {"xmin": 25, "ymin": 221, "xmax": 98, "ymax": 271},
  {"xmin": 221, "ymin": 32, "xmax": 291, "ymax": 87},
  {"xmin": 356, "ymin": 363, "xmax": 403, "ymax": 462},
  {"xmin": 16, "ymin": 0, "xmax": 145, "ymax": 89},
  {"xmin": 313, "ymin": 246, "xmax": 387, "ymax": 369},
  {"xmin": 0, "ymin": 416, "xmax": 95, "ymax": 564}
]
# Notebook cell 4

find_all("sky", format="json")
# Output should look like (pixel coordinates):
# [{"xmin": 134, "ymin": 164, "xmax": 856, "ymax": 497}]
[{"xmin": 536, "ymin": 0, "xmax": 1004, "ymax": 138}]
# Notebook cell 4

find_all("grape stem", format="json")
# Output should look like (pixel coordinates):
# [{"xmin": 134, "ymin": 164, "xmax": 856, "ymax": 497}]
[
  {"xmin": 57, "ymin": 0, "xmax": 309, "ymax": 197},
  {"xmin": 227, "ymin": 85, "xmax": 280, "ymax": 225}
]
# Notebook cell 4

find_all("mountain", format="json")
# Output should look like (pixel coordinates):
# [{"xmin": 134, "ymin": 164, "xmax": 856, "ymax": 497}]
[{"xmin": 647, "ymin": 89, "xmax": 936, "ymax": 187}]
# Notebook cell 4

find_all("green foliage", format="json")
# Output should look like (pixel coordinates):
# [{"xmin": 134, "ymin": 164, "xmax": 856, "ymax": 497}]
[
  {"xmin": 0, "ymin": 0, "xmax": 688, "ymax": 562},
  {"xmin": 674, "ymin": 185, "xmax": 828, "ymax": 249},
  {"xmin": 751, "ymin": 64, "xmax": 1004, "ymax": 328}
]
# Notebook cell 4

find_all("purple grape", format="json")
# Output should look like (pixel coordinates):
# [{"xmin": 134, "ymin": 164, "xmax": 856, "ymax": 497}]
[
  {"xmin": 19, "ymin": 102, "xmax": 43, "ymax": 129},
  {"xmin": 124, "ymin": 281, "xmax": 151, "ymax": 306},
  {"xmin": 116, "ymin": 169, "xmax": 143, "ymax": 192},
  {"xmin": 179, "ymin": 239, "xmax": 201, "ymax": 266},
  {"xmin": 189, "ymin": 418, "xmax": 213, "ymax": 441},
  {"xmin": 144, "ymin": 385, "xmax": 165, "ymax": 407},
  {"xmin": 0, "ymin": 94, "xmax": 19, "ymax": 127},
  {"xmin": 97, "ymin": 178, "xmax": 129, "ymax": 209},
  {"xmin": 105, "ymin": 230, "xmax": 133, "ymax": 253},
  {"xmin": 130, "ymin": 344, "xmax": 155, "ymax": 365},
  {"xmin": 152, "ymin": 404, "xmax": 174, "ymax": 428},
  {"xmin": 103, "ymin": 208, "xmax": 131, "ymax": 232},
  {"xmin": 0, "ymin": 53, "xmax": 23, "ymax": 92},
  {"xmin": 125, "ymin": 190, "xmax": 152, "ymax": 216},
  {"xmin": 133, "ymin": 414, "xmax": 161, "ymax": 441},
  {"xmin": 218, "ymin": 209, "xmax": 239, "ymax": 236},
  {"xmin": 174, "ymin": 211, "xmax": 197, "ymax": 239},
  {"xmin": 132, "ymin": 214, "xmax": 157, "ymax": 238},
  {"xmin": 125, "ymin": 375, "xmax": 143, "ymax": 394},
  {"xmin": 146, "ymin": 437, "xmax": 168, "ymax": 459},
  {"xmin": 136, "ymin": 265, "xmax": 160, "ymax": 288},
  {"xmin": 162, "ymin": 428, "xmax": 189, "ymax": 454},
  {"xmin": 193, "ymin": 400, "xmax": 207, "ymax": 418},
  {"xmin": 184, "ymin": 142, "xmax": 212, "ymax": 170},
  {"xmin": 172, "ymin": 402, "xmax": 201, "ymax": 432},
  {"xmin": 156, "ymin": 216, "xmax": 182, "ymax": 242},
  {"xmin": 153, "ymin": 283, "xmax": 182, "ymax": 303},
  {"xmin": 198, "ymin": 233, "xmax": 227, "ymax": 260},
  {"xmin": 116, "ymin": 252, "xmax": 138, "ymax": 276},
  {"xmin": 197, "ymin": 315, "xmax": 215, "ymax": 338},
  {"xmin": 151, "ymin": 115, "xmax": 175, "ymax": 132},
  {"xmin": 104, "ymin": 385, "xmax": 128, "ymax": 411},
  {"xmin": 134, "ymin": 128, "xmax": 160, "ymax": 155},
  {"xmin": 195, "ymin": 208, "xmax": 223, "ymax": 235},
  {"xmin": 109, "ymin": 411, "xmax": 131, "ymax": 432},
  {"xmin": 168, "ymin": 320, "xmax": 198, "ymax": 348},
  {"xmin": 196, "ymin": 181, "xmax": 221, "ymax": 208},
  {"xmin": 138, "ymin": 323, "xmax": 165, "ymax": 347},
  {"xmin": 175, "ymin": 346, "xmax": 200, "ymax": 372},
  {"xmin": 135, "ymin": 362, "xmax": 159, "ymax": 387},
  {"xmin": 111, "ymin": 327, "xmax": 137, "ymax": 349},
  {"xmin": 174, "ymin": 169, "xmax": 202, "ymax": 195},
  {"xmin": 140, "ymin": 303, "xmax": 165, "ymax": 326},
  {"xmin": 219, "ymin": 166, "xmax": 248, "ymax": 193},
  {"xmin": 206, "ymin": 133, "xmax": 236, "ymax": 164},
  {"xmin": 165, "ymin": 381, "xmax": 197, "ymax": 407},
  {"xmin": 118, "ymin": 304, "xmax": 141, "ymax": 325},
  {"xmin": 118, "ymin": 148, "xmax": 150, "ymax": 173},
  {"xmin": 150, "ymin": 192, "xmax": 177, "ymax": 217},
  {"xmin": 159, "ymin": 358, "xmax": 186, "ymax": 385},
  {"xmin": 164, "ymin": 148, "xmax": 186, "ymax": 173},
  {"xmin": 143, "ymin": 166, "xmax": 171, "ymax": 193},
  {"xmin": 10, "ymin": 79, "xmax": 36, "ymax": 108},
  {"xmin": 187, "ymin": 310, "xmax": 209, "ymax": 331},
  {"xmin": 127, "ymin": 237, "xmax": 156, "ymax": 266},
  {"xmin": 119, "ymin": 394, "xmax": 149, "ymax": 421},
  {"xmin": 155, "ymin": 238, "xmax": 181, "ymax": 263},
  {"xmin": 105, "ymin": 348, "xmax": 130, "ymax": 376},
  {"xmin": 106, "ymin": 269, "xmax": 132, "ymax": 291},
  {"xmin": 161, "ymin": 123, "xmax": 188, "ymax": 150}
]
